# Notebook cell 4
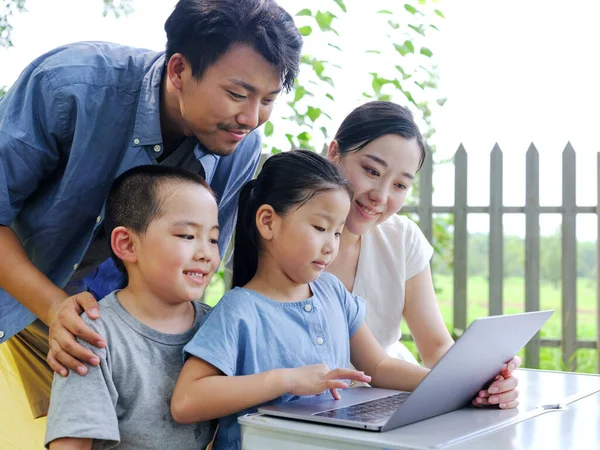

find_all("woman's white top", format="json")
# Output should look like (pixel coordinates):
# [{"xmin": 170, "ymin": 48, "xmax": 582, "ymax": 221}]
[{"xmin": 352, "ymin": 214, "xmax": 434, "ymax": 364}]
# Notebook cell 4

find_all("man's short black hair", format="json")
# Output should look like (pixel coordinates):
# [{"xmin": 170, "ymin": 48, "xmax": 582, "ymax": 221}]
[
  {"xmin": 104, "ymin": 165, "xmax": 213, "ymax": 274},
  {"xmin": 165, "ymin": 0, "xmax": 302, "ymax": 92}
]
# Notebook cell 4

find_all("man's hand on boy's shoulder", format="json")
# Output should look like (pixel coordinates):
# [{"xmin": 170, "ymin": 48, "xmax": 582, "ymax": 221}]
[{"xmin": 47, "ymin": 292, "xmax": 106, "ymax": 378}]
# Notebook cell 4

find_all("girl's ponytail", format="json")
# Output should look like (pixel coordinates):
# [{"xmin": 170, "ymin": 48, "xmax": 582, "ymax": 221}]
[{"xmin": 232, "ymin": 180, "xmax": 259, "ymax": 288}]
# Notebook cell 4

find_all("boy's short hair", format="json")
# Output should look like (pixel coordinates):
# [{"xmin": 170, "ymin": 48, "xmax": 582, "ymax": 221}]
[
  {"xmin": 104, "ymin": 165, "xmax": 214, "ymax": 274},
  {"xmin": 164, "ymin": 0, "xmax": 302, "ymax": 92}
]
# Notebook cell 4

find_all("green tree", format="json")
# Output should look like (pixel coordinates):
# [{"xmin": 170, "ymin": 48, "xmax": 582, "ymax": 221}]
[{"xmin": 0, "ymin": 0, "xmax": 132, "ymax": 47}]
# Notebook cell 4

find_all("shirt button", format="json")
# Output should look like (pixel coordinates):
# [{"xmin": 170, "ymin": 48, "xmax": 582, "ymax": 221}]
[
  {"xmin": 0, "ymin": 331, "xmax": 4, "ymax": 339},
  {"xmin": 73, "ymin": 263, "xmax": 79, "ymax": 271},
  {"xmin": 316, "ymin": 337, "xmax": 324, "ymax": 345},
  {"xmin": 96, "ymin": 216, "xmax": 102, "ymax": 223},
  {"xmin": 153, "ymin": 145, "xmax": 161, "ymax": 153},
  {"xmin": 304, "ymin": 304, "xmax": 312, "ymax": 312},
  {"xmin": 133, "ymin": 138, "xmax": 140, "ymax": 145}
]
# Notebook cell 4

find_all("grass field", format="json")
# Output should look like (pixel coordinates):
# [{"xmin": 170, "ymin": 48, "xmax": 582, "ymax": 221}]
[{"xmin": 204, "ymin": 274, "xmax": 599, "ymax": 373}]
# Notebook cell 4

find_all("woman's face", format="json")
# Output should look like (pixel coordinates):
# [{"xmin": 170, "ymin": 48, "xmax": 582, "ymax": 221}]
[{"xmin": 328, "ymin": 134, "xmax": 422, "ymax": 236}]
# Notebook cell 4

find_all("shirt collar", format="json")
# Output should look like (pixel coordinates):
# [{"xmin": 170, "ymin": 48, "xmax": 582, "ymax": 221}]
[{"xmin": 131, "ymin": 53, "xmax": 166, "ymax": 147}]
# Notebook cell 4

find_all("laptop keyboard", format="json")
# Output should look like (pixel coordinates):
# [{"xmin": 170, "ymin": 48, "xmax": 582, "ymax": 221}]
[{"xmin": 313, "ymin": 392, "xmax": 411, "ymax": 424}]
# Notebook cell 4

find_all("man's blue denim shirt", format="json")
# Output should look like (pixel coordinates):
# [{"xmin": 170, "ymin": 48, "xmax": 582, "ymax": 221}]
[{"xmin": 0, "ymin": 42, "xmax": 261, "ymax": 343}]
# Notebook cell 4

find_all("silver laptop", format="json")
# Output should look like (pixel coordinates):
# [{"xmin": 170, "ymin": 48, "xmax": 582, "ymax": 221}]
[{"xmin": 259, "ymin": 310, "xmax": 553, "ymax": 432}]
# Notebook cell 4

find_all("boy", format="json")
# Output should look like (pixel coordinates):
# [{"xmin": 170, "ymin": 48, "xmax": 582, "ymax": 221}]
[{"xmin": 45, "ymin": 165, "xmax": 220, "ymax": 449}]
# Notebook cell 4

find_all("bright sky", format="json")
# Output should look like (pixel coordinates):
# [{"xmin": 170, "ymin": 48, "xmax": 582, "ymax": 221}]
[{"xmin": 1, "ymin": 0, "xmax": 599, "ymax": 239}]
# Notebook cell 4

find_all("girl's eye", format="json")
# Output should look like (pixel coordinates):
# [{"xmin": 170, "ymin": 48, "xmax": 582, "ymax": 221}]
[
  {"xmin": 228, "ymin": 90, "xmax": 246, "ymax": 100},
  {"xmin": 313, "ymin": 226, "xmax": 326, "ymax": 232},
  {"xmin": 209, "ymin": 239, "xmax": 219, "ymax": 245},
  {"xmin": 363, "ymin": 166, "xmax": 380, "ymax": 177},
  {"xmin": 177, "ymin": 234, "xmax": 194, "ymax": 240},
  {"xmin": 395, "ymin": 184, "xmax": 408, "ymax": 190},
  {"xmin": 335, "ymin": 232, "xmax": 342, "ymax": 237}
]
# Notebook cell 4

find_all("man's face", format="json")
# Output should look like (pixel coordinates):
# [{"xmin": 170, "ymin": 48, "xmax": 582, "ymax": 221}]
[{"xmin": 171, "ymin": 43, "xmax": 283, "ymax": 155}]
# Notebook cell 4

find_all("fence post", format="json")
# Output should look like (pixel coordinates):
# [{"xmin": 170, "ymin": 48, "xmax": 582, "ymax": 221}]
[
  {"xmin": 525, "ymin": 144, "xmax": 541, "ymax": 367},
  {"xmin": 454, "ymin": 145, "xmax": 468, "ymax": 334},
  {"xmin": 419, "ymin": 148, "xmax": 434, "ymax": 244},
  {"xmin": 489, "ymin": 144, "xmax": 503, "ymax": 316},
  {"xmin": 597, "ymin": 152, "xmax": 600, "ymax": 374},
  {"xmin": 562, "ymin": 143, "xmax": 577, "ymax": 371}
]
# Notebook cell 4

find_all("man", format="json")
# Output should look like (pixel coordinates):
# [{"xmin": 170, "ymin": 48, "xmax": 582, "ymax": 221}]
[{"xmin": 0, "ymin": 0, "xmax": 302, "ymax": 418}]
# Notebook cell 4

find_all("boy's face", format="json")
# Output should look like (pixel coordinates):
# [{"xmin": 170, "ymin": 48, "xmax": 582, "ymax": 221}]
[
  {"xmin": 129, "ymin": 182, "xmax": 221, "ymax": 303},
  {"xmin": 172, "ymin": 43, "xmax": 283, "ymax": 155}
]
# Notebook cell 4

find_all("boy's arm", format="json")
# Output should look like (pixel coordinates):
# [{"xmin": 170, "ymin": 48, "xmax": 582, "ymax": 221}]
[
  {"xmin": 45, "ymin": 332, "xmax": 120, "ymax": 448},
  {"xmin": 350, "ymin": 323, "xmax": 430, "ymax": 392},
  {"xmin": 171, "ymin": 356, "xmax": 371, "ymax": 423},
  {"xmin": 49, "ymin": 437, "xmax": 92, "ymax": 450}
]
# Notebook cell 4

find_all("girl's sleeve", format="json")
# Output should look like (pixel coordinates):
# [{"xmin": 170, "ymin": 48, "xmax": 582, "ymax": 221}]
[
  {"xmin": 183, "ymin": 295, "xmax": 242, "ymax": 376},
  {"xmin": 332, "ymin": 274, "xmax": 366, "ymax": 338}
]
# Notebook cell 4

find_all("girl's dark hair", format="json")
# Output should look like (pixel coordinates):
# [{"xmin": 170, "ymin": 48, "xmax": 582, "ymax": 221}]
[
  {"xmin": 165, "ymin": 0, "xmax": 302, "ymax": 92},
  {"xmin": 105, "ymin": 165, "xmax": 213, "ymax": 276},
  {"xmin": 232, "ymin": 150, "xmax": 353, "ymax": 288},
  {"xmin": 334, "ymin": 101, "xmax": 426, "ymax": 171}
]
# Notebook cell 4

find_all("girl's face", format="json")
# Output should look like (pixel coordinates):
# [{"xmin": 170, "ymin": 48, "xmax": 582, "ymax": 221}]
[
  {"xmin": 329, "ymin": 134, "xmax": 422, "ymax": 236},
  {"xmin": 268, "ymin": 189, "xmax": 351, "ymax": 284}
]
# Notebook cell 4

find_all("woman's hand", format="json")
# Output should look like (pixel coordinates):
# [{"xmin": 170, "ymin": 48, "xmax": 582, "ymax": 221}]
[
  {"xmin": 286, "ymin": 364, "xmax": 372, "ymax": 400},
  {"xmin": 47, "ymin": 292, "xmax": 106, "ymax": 377},
  {"xmin": 472, "ymin": 356, "xmax": 521, "ymax": 409}
]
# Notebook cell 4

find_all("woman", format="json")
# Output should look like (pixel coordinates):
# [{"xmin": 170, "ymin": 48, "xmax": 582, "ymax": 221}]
[{"xmin": 326, "ymin": 101, "xmax": 519, "ymax": 408}]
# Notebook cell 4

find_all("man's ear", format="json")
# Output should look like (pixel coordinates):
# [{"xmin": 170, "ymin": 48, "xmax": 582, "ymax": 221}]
[
  {"xmin": 111, "ymin": 226, "xmax": 138, "ymax": 265},
  {"xmin": 166, "ymin": 53, "xmax": 189, "ymax": 91},
  {"xmin": 255, "ymin": 204, "xmax": 278, "ymax": 241},
  {"xmin": 328, "ymin": 140, "xmax": 341, "ymax": 163}
]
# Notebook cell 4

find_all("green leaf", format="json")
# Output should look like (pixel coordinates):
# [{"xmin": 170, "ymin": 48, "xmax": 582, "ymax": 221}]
[
  {"xmin": 285, "ymin": 133, "xmax": 296, "ymax": 148},
  {"xmin": 271, "ymin": 146, "xmax": 282, "ymax": 155},
  {"xmin": 418, "ymin": 0, "xmax": 426, "ymax": 4},
  {"xmin": 264, "ymin": 121, "xmax": 274, "ymax": 137},
  {"xmin": 297, "ymin": 131, "xmax": 311, "ymax": 141},
  {"xmin": 434, "ymin": 9, "xmax": 445, "ymax": 19},
  {"xmin": 436, "ymin": 97, "xmax": 447, "ymax": 106},
  {"xmin": 315, "ymin": 10, "xmax": 337, "ymax": 33},
  {"xmin": 320, "ymin": 126, "xmax": 328, "ymax": 138},
  {"xmin": 293, "ymin": 86, "xmax": 306, "ymax": 103},
  {"xmin": 366, "ymin": 50, "xmax": 381, "ymax": 54},
  {"xmin": 326, "ymin": 93, "xmax": 334, "ymax": 101},
  {"xmin": 298, "ymin": 25, "xmax": 312, "ymax": 36},
  {"xmin": 420, "ymin": 47, "xmax": 433, "ymax": 57},
  {"xmin": 388, "ymin": 20, "xmax": 400, "ymax": 30},
  {"xmin": 394, "ymin": 40, "xmax": 415, "ymax": 56},
  {"xmin": 404, "ymin": 4, "xmax": 418, "ymax": 15},
  {"xmin": 395, "ymin": 65, "xmax": 412, "ymax": 80},
  {"xmin": 429, "ymin": 24, "xmax": 440, "ymax": 31},
  {"xmin": 377, "ymin": 9, "xmax": 393, "ymax": 14},
  {"xmin": 408, "ymin": 24, "xmax": 426, "ymax": 36},
  {"xmin": 333, "ymin": 0, "xmax": 347, "ymax": 13},
  {"xmin": 296, "ymin": 8, "xmax": 312, "ymax": 16},
  {"xmin": 328, "ymin": 43, "xmax": 342, "ymax": 51},
  {"xmin": 307, "ymin": 106, "xmax": 322, "ymax": 122}
]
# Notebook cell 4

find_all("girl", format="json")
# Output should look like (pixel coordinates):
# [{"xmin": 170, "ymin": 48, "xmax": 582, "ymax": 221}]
[
  {"xmin": 171, "ymin": 150, "xmax": 501, "ymax": 450},
  {"xmin": 326, "ymin": 101, "xmax": 520, "ymax": 407}
]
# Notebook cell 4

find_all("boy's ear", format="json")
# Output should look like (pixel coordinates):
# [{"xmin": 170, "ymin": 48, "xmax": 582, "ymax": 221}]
[
  {"xmin": 111, "ymin": 226, "xmax": 138, "ymax": 265},
  {"xmin": 328, "ymin": 140, "xmax": 341, "ymax": 163},
  {"xmin": 255, "ymin": 204, "xmax": 278, "ymax": 240}
]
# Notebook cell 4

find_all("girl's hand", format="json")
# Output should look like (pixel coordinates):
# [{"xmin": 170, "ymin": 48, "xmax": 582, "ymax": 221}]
[
  {"xmin": 472, "ymin": 356, "xmax": 521, "ymax": 409},
  {"xmin": 286, "ymin": 364, "xmax": 372, "ymax": 400}
]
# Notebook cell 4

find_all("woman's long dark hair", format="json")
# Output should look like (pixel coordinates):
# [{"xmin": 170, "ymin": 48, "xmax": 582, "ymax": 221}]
[
  {"xmin": 334, "ymin": 101, "xmax": 427, "ymax": 171},
  {"xmin": 232, "ymin": 150, "xmax": 353, "ymax": 288}
]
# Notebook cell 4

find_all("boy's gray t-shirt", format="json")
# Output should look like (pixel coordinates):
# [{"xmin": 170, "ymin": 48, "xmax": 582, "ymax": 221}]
[{"xmin": 45, "ymin": 292, "xmax": 216, "ymax": 449}]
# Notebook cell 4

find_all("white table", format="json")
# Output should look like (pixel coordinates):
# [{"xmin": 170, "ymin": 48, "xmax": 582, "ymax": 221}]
[{"xmin": 239, "ymin": 369, "xmax": 600, "ymax": 449}]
